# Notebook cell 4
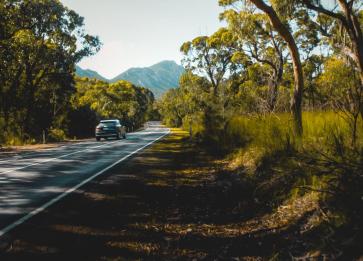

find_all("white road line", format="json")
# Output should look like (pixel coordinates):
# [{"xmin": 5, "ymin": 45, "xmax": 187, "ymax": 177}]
[
  {"xmin": 0, "ymin": 139, "xmax": 124, "ymax": 175},
  {"xmin": 0, "ymin": 130, "xmax": 152, "ymax": 164},
  {"xmin": 0, "ymin": 141, "xmax": 97, "ymax": 163},
  {"xmin": 0, "ymin": 129, "xmax": 170, "ymax": 238}
]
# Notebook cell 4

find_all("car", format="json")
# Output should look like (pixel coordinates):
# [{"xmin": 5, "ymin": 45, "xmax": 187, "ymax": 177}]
[{"xmin": 95, "ymin": 119, "xmax": 126, "ymax": 141}]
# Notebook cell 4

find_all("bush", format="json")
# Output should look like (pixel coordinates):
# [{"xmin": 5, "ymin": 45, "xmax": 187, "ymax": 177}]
[{"xmin": 48, "ymin": 128, "xmax": 66, "ymax": 142}]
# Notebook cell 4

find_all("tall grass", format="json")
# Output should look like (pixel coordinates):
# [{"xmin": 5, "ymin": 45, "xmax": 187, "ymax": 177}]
[
  {"xmin": 225, "ymin": 111, "xmax": 362, "ymax": 217},
  {"xmin": 182, "ymin": 110, "xmax": 362, "ymax": 252},
  {"xmin": 225, "ymin": 111, "xmax": 362, "ymax": 155}
]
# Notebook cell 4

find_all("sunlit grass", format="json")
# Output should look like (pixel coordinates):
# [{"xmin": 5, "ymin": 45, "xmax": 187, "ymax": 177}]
[{"xmin": 226, "ymin": 111, "xmax": 362, "ymax": 155}]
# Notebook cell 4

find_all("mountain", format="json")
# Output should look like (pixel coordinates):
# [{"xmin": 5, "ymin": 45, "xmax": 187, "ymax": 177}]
[
  {"xmin": 75, "ymin": 61, "xmax": 185, "ymax": 98},
  {"xmin": 75, "ymin": 66, "xmax": 109, "ymax": 82},
  {"xmin": 110, "ymin": 61, "xmax": 185, "ymax": 98}
]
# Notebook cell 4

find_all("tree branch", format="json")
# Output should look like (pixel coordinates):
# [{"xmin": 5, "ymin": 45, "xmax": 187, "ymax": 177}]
[{"xmin": 301, "ymin": 0, "xmax": 347, "ymax": 26}]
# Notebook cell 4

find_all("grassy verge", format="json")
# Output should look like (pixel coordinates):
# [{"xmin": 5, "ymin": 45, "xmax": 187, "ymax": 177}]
[{"xmin": 212, "ymin": 111, "xmax": 363, "ymax": 259}]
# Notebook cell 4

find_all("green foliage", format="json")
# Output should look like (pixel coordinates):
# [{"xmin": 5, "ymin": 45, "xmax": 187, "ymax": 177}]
[
  {"xmin": 0, "ymin": 0, "xmax": 155, "ymax": 145},
  {"xmin": 74, "ymin": 77, "xmax": 154, "ymax": 131},
  {"xmin": 316, "ymin": 57, "xmax": 363, "ymax": 145},
  {"xmin": 226, "ymin": 114, "xmax": 295, "ymax": 152},
  {"xmin": 0, "ymin": 0, "xmax": 100, "ymax": 144},
  {"xmin": 48, "ymin": 128, "xmax": 66, "ymax": 142},
  {"xmin": 181, "ymin": 28, "xmax": 240, "ymax": 95},
  {"xmin": 226, "ymin": 111, "xmax": 362, "ymax": 154}
]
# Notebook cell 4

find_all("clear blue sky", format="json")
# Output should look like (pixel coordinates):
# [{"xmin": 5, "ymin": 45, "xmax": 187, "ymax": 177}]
[{"xmin": 61, "ymin": 0, "xmax": 225, "ymax": 79}]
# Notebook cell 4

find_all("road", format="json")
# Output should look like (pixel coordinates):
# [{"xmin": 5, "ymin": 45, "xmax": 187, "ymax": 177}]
[{"xmin": 0, "ymin": 122, "xmax": 169, "ymax": 237}]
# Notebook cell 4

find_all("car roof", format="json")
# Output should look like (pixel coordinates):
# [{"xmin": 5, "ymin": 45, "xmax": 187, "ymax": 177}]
[{"xmin": 100, "ymin": 119, "xmax": 119, "ymax": 123}]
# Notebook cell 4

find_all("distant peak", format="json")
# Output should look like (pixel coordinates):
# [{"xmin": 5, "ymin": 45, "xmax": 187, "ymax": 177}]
[
  {"xmin": 110, "ymin": 60, "xmax": 185, "ymax": 98},
  {"xmin": 156, "ymin": 60, "xmax": 178, "ymax": 65},
  {"xmin": 75, "ymin": 60, "xmax": 185, "ymax": 98},
  {"xmin": 75, "ymin": 65, "xmax": 109, "ymax": 82},
  {"xmin": 151, "ymin": 60, "xmax": 180, "ymax": 67}
]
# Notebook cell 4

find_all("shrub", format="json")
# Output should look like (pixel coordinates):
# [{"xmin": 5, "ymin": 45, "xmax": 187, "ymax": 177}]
[{"xmin": 48, "ymin": 128, "xmax": 66, "ymax": 142}]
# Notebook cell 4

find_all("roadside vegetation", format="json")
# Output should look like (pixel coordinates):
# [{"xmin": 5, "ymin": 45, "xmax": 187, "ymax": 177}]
[
  {"xmin": 72, "ymin": 78, "xmax": 155, "ymax": 136},
  {"xmin": 0, "ymin": 0, "xmax": 155, "ymax": 145},
  {"xmin": 158, "ymin": 0, "xmax": 363, "ymax": 258}
]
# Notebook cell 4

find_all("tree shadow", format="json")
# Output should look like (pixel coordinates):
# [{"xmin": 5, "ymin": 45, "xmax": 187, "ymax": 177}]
[{"xmin": 0, "ymin": 132, "xmax": 333, "ymax": 260}]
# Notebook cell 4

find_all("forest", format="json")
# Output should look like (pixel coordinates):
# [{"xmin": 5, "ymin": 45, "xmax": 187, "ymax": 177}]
[
  {"xmin": 0, "ymin": 0, "xmax": 154, "ymax": 145},
  {"xmin": 157, "ymin": 0, "xmax": 363, "ymax": 257}
]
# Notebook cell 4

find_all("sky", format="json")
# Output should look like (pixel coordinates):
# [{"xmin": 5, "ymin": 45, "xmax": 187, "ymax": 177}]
[{"xmin": 60, "ymin": 0, "xmax": 225, "ymax": 79}]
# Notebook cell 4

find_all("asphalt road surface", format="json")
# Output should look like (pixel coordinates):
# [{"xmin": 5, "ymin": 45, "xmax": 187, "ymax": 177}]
[{"xmin": 0, "ymin": 122, "xmax": 169, "ymax": 237}]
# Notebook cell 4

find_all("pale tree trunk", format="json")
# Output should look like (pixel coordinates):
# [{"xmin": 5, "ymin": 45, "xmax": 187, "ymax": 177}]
[
  {"xmin": 337, "ymin": 0, "xmax": 363, "ymax": 86},
  {"xmin": 303, "ymin": 0, "xmax": 363, "ymax": 119},
  {"xmin": 249, "ymin": 0, "xmax": 304, "ymax": 135},
  {"xmin": 303, "ymin": 0, "xmax": 363, "ymax": 91}
]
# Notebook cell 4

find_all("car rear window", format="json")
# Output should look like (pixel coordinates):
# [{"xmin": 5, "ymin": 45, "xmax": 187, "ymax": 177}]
[{"xmin": 100, "ymin": 121, "xmax": 117, "ymax": 126}]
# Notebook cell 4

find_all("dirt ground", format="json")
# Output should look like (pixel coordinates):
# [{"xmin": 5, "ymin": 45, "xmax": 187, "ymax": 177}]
[{"xmin": 0, "ymin": 129, "xmax": 334, "ymax": 260}]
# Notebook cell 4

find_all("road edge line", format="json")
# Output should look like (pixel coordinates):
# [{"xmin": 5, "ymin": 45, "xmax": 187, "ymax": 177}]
[{"xmin": 0, "ymin": 129, "xmax": 170, "ymax": 238}]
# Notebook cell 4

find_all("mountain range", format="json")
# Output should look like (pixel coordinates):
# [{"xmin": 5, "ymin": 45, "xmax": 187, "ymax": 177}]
[
  {"xmin": 75, "ymin": 66, "xmax": 109, "ymax": 82},
  {"xmin": 75, "ymin": 60, "xmax": 184, "ymax": 98}
]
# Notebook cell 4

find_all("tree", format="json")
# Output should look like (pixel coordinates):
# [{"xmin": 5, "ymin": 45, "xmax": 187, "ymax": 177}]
[
  {"xmin": 0, "ymin": 0, "xmax": 100, "ymax": 142},
  {"xmin": 180, "ymin": 28, "xmax": 239, "ymax": 96},
  {"xmin": 220, "ymin": 0, "xmax": 305, "ymax": 135},
  {"xmin": 302, "ymin": 54, "xmax": 325, "ymax": 109},
  {"xmin": 300, "ymin": 0, "xmax": 363, "ymax": 86},
  {"xmin": 221, "ymin": 10, "xmax": 286, "ymax": 111},
  {"xmin": 317, "ymin": 56, "xmax": 363, "ymax": 145},
  {"xmin": 158, "ymin": 88, "xmax": 185, "ymax": 127},
  {"xmin": 74, "ymin": 78, "xmax": 154, "ymax": 131}
]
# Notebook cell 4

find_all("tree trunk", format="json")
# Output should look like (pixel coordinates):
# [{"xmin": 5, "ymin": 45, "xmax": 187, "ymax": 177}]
[
  {"xmin": 304, "ymin": 0, "xmax": 363, "ymax": 88},
  {"xmin": 267, "ymin": 77, "xmax": 278, "ymax": 111},
  {"xmin": 336, "ymin": 1, "xmax": 363, "ymax": 89},
  {"xmin": 249, "ymin": 0, "xmax": 304, "ymax": 135}
]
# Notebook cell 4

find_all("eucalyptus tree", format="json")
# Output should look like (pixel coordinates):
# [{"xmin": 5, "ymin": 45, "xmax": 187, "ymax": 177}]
[
  {"xmin": 74, "ymin": 78, "xmax": 153, "ymax": 130},
  {"xmin": 158, "ymin": 88, "xmax": 185, "ymax": 127},
  {"xmin": 299, "ymin": 0, "xmax": 363, "ymax": 86},
  {"xmin": 221, "ymin": 9, "xmax": 286, "ymax": 111},
  {"xmin": 317, "ymin": 56, "xmax": 362, "ymax": 145},
  {"xmin": 302, "ymin": 54, "xmax": 325, "ymax": 109},
  {"xmin": 220, "ymin": 0, "xmax": 305, "ymax": 135},
  {"xmin": 180, "ymin": 28, "xmax": 240, "ymax": 96},
  {"xmin": 0, "ymin": 0, "xmax": 100, "ymax": 141}
]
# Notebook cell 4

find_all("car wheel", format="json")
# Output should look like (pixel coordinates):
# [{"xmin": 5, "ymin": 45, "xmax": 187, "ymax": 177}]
[{"xmin": 96, "ymin": 137, "xmax": 101, "ymax": 141}]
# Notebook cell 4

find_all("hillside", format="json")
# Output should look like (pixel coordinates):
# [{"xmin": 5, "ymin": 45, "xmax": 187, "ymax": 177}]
[
  {"xmin": 75, "ymin": 61, "xmax": 185, "ymax": 98},
  {"xmin": 75, "ymin": 66, "xmax": 109, "ymax": 82},
  {"xmin": 110, "ymin": 61, "xmax": 184, "ymax": 98}
]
